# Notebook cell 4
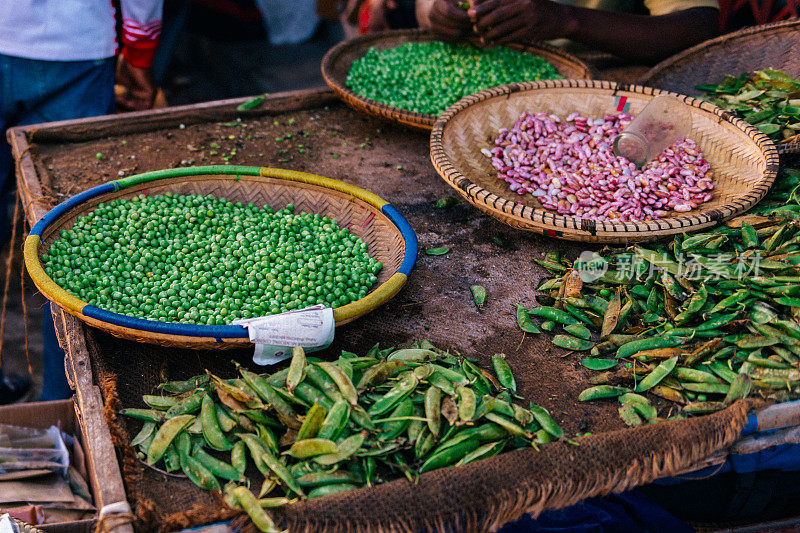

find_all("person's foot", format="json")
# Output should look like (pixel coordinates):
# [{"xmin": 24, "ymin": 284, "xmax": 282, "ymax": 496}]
[{"xmin": 0, "ymin": 373, "xmax": 31, "ymax": 405}]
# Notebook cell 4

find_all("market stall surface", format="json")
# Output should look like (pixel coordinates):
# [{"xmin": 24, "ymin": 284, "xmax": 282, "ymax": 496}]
[{"xmin": 15, "ymin": 89, "xmax": 754, "ymax": 530}]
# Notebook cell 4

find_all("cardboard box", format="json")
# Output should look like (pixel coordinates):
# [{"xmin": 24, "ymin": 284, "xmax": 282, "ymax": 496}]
[{"xmin": 0, "ymin": 399, "xmax": 96, "ymax": 532}]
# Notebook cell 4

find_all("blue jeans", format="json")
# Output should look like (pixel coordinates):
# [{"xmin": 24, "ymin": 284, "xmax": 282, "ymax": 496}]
[{"xmin": 0, "ymin": 54, "xmax": 116, "ymax": 401}]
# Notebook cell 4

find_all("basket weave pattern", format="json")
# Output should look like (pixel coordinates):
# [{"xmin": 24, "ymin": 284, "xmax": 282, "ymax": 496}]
[
  {"xmin": 37, "ymin": 174, "xmax": 407, "ymax": 348},
  {"xmin": 639, "ymin": 19, "xmax": 800, "ymax": 155},
  {"xmin": 321, "ymin": 29, "xmax": 595, "ymax": 131},
  {"xmin": 431, "ymin": 80, "xmax": 780, "ymax": 243}
]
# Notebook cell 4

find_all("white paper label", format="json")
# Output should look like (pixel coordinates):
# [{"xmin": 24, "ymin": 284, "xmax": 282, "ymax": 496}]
[{"xmin": 233, "ymin": 305, "xmax": 335, "ymax": 365}]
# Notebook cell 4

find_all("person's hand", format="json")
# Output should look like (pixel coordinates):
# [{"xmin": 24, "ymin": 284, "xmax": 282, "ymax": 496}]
[
  {"xmin": 428, "ymin": 0, "xmax": 472, "ymax": 41},
  {"xmin": 469, "ymin": 0, "xmax": 572, "ymax": 45},
  {"xmin": 115, "ymin": 55, "xmax": 156, "ymax": 112},
  {"xmin": 367, "ymin": 0, "xmax": 395, "ymax": 31}
]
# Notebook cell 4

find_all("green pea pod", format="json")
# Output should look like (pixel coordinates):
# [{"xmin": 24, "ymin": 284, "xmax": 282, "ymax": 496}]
[
  {"xmin": 307, "ymin": 483, "xmax": 359, "ymax": 499},
  {"xmin": 724, "ymin": 374, "xmax": 752, "ymax": 404},
  {"xmin": 491, "ymin": 355, "xmax": 516, "ymax": 392},
  {"xmin": 215, "ymin": 404, "xmax": 237, "ymax": 433},
  {"xmin": 180, "ymin": 450, "xmax": 220, "ymax": 492},
  {"xmin": 564, "ymin": 324, "xmax": 592, "ymax": 340},
  {"xmin": 286, "ymin": 346, "xmax": 306, "ymax": 393},
  {"xmin": 578, "ymin": 385, "xmax": 629, "ymax": 401},
  {"xmin": 159, "ymin": 374, "xmax": 210, "ymax": 394},
  {"xmin": 529, "ymin": 306, "xmax": 579, "ymax": 325},
  {"xmin": 121, "ymin": 408, "xmax": 166, "ymax": 422},
  {"xmin": 774, "ymin": 296, "xmax": 800, "ymax": 307},
  {"xmin": 305, "ymin": 365, "xmax": 344, "ymax": 402},
  {"xmin": 131, "ymin": 421, "xmax": 156, "ymax": 447},
  {"xmin": 579, "ymin": 358, "xmax": 618, "ymax": 371},
  {"xmin": 683, "ymin": 401, "xmax": 727, "ymax": 415},
  {"xmin": 428, "ymin": 364, "xmax": 469, "ymax": 385},
  {"xmin": 288, "ymin": 438, "xmax": 339, "ymax": 459},
  {"xmin": 428, "ymin": 372, "xmax": 456, "ymax": 395},
  {"xmin": 294, "ymin": 383, "xmax": 334, "ymax": 410},
  {"xmin": 386, "ymin": 349, "xmax": 436, "ymax": 363},
  {"xmin": 349, "ymin": 406, "xmax": 376, "ymax": 431},
  {"xmin": 419, "ymin": 438, "xmax": 481, "ymax": 473},
  {"xmin": 297, "ymin": 403, "xmax": 327, "ymax": 441},
  {"xmin": 317, "ymin": 397, "xmax": 350, "ymax": 441},
  {"xmin": 661, "ymin": 271, "xmax": 685, "ymax": 301},
  {"xmin": 707, "ymin": 360, "xmax": 739, "ymax": 384},
  {"xmin": 191, "ymin": 444, "xmax": 244, "ymax": 481},
  {"xmin": 147, "ymin": 414, "xmax": 194, "ymax": 465},
  {"xmin": 470, "ymin": 285, "xmax": 487, "ymax": 310},
  {"xmin": 617, "ymin": 337, "xmax": 684, "ymax": 359},
  {"xmin": 143, "ymin": 395, "xmax": 179, "ymax": 410},
  {"xmin": 517, "ymin": 305, "xmax": 541, "ymax": 333},
  {"xmin": 356, "ymin": 361, "xmax": 408, "ymax": 391},
  {"xmin": 635, "ymin": 356, "xmax": 679, "ymax": 393},
  {"xmin": 367, "ymin": 372, "xmax": 418, "ymax": 417},
  {"xmin": 736, "ymin": 335, "xmax": 780, "ymax": 349},
  {"xmin": 235, "ymin": 363, "xmax": 297, "ymax": 424},
  {"xmin": 683, "ymin": 285, "xmax": 708, "ymax": 315},
  {"xmin": 433, "ymin": 422, "xmax": 507, "ymax": 457},
  {"xmin": 298, "ymin": 470, "xmax": 362, "ymax": 488},
  {"xmin": 163, "ymin": 443, "xmax": 181, "ymax": 472},
  {"xmin": 260, "ymin": 451, "xmax": 305, "ymax": 497},
  {"xmin": 254, "ymin": 424, "xmax": 277, "ymax": 456},
  {"xmin": 563, "ymin": 303, "xmax": 598, "ymax": 328},
  {"xmin": 201, "ymin": 395, "xmax": 232, "ymax": 451},
  {"xmin": 535, "ymin": 429, "xmax": 557, "ymax": 445},
  {"xmin": 258, "ymin": 497, "xmax": 292, "ymax": 508},
  {"xmin": 166, "ymin": 391, "xmax": 206, "ymax": 418},
  {"xmin": 314, "ymin": 432, "xmax": 367, "ymax": 466},
  {"xmin": 483, "ymin": 412, "xmax": 530, "ymax": 438},
  {"xmin": 237, "ymin": 433, "xmax": 270, "ymax": 476},
  {"xmin": 681, "ymin": 382, "xmax": 730, "ymax": 394},
  {"xmin": 552, "ymin": 335, "xmax": 594, "ymax": 351},
  {"xmin": 673, "ymin": 367, "xmax": 722, "ymax": 384},
  {"xmin": 618, "ymin": 393, "xmax": 657, "ymax": 420},
  {"xmin": 232, "ymin": 486, "xmax": 282, "ymax": 533},
  {"xmin": 425, "ymin": 386, "xmax": 442, "ymax": 437},
  {"xmin": 618, "ymin": 404, "xmax": 643, "ymax": 427},
  {"xmin": 414, "ymin": 427, "xmax": 436, "ymax": 460},
  {"xmin": 236, "ymin": 95, "xmax": 266, "ymax": 111},
  {"xmin": 316, "ymin": 362, "xmax": 358, "ymax": 407},
  {"xmin": 458, "ymin": 387, "xmax": 477, "ymax": 422},
  {"xmin": 528, "ymin": 404, "xmax": 563, "ymax": 439},
  {"xmin": 455, "ymin": 440, "xmax": 506, "ymax": 467},
  {"xmin": 681, "ymin": 233, "xmax": 717, "ymax": 251},
  {"xmin": 378, "ymin": 398, "xmax": 414, "ymax": 441},
  {"xmin": 266, "ymin": 368, "xmax": 290, "ymax": 387},
  {"xmin": 230, "ymin": 440, "xmax": 246, "ymax": 475}
]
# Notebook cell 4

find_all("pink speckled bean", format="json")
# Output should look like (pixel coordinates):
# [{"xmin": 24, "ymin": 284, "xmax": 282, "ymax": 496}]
[{"xmin": 486, "ymin": 112, "xmax": 713, "ymax": 222}]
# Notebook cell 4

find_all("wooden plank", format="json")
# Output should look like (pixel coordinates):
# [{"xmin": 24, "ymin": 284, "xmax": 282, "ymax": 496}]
[
  {"xmin": 8, "ymin": 128, "xmax": 49, "ymax": 228},
  {"xmin": 57, "ymin": 307, "xmax": 132, "ymax": 533},
  {"xmin": 18, "ymin": 86, "xmax": 336, "ymax": 143}
]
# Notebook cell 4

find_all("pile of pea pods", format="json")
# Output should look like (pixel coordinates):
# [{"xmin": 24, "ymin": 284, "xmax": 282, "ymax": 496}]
[
  {"xmin": 523, "ymin": 168, "xmax": 800, "ymax": 425},
  {"xmin": 122, "ymin": 342, "xmax": 565, "ymax": 531}
]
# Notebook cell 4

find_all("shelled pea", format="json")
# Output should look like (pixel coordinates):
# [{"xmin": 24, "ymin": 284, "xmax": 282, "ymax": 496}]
[{"xmin": 122, "ymin": 342, "xmax": 566, "ymax": 532}]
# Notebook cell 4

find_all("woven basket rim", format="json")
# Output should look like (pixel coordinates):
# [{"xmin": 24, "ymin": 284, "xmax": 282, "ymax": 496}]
[
  {"xmin": 24, "ymin": 166, "xmax": 418, "ymax": 343},
  {"xmin": 430, "ymin": 79, "xmax": 781, "ymax": 240},
  {"xmin": 320, "ymin": 28, "xmax": 596, "ymax": 131},
  {"xmin": 639, "ymin": 19, "xmax": 800, "ymax": 88}
]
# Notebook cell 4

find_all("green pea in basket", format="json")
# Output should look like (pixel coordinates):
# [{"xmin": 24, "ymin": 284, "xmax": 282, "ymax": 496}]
[
  {"xmin": 24, "ymin": 166, "xmax": 417, "ymax": 349},
  {"xmin": 321, "ymin": 29, "xmax": 595, "ymax": 131}
]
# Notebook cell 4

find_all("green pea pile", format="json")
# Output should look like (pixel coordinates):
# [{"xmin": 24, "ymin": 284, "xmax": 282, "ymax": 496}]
[
  {"xmin": 346, "ymin": 41, "xmax": 562, "ymax": 116},
  {"xmin": 43, "ymin": 193, "xmax": 382, "ymax": 325}
]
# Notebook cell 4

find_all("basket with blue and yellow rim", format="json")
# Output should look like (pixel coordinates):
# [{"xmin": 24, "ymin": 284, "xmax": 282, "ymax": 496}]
[{"xmin": 24, "ymin": 166, "xmax": 417, "ymax": 349}]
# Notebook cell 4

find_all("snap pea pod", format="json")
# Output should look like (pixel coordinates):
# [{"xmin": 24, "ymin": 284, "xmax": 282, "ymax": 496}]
[
  {"xmin": 231, "ymin": 486, "xmax": 283, "ymax": 533},
  {"xmin": 286, "ymin": 347, "xmax": 306, "ymax": 393},
  {"xmin": 297, "ymin": 470, "xmax": 362, "ymax": 488},
  {"xmin": 635, "ymin": 357, "xmax": 679, "ymax": 393},
  {"xmin": 491, "ymin": 355, "xmax": 516, "ymax": 392},
  {"xmin": 192, "ymin": 444, "xmax": 244, "ymax": 481},
  {"xmin": 147, "ymin": 414, "xmax": 194, "ymax": 465},
  {"xmin": 180, "ymin": 449, "xmax": 220, "ymax": 492},
  {"xmin": 289, "ymin": 439, "xmax": 339, "ymax": 459},
  {"xmin": 121, "ymin": 408, "xmax": 166, "ymax": 422},
  {"xmin": 159, "ymin": 375, "xmax": 210, "ymax": 394},
  {"xmin": 317, "ymin": 398, "xmax": 350, "ymax": 440},
  {"xmin": 201, "ymin": 395, "xmax": 232, "ymax": 451},
  {"xmin": 367, "ymin": 372, "xmax": 418, "ymax": 417}
]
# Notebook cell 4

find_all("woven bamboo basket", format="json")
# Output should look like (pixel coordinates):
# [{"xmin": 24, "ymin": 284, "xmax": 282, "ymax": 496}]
[
  {"xmin": 321, "ymin": 29, "xmax": 595, "ymax": 131},
  {"xmin": 430, "ymin": 80, "xmax": 780, "ymax": 243},
  {"xmin": 638, "ymin": 19, "xmax": 800, "ymax": 154},
  {"xmin": 24, "ymin": 166, "xmax": 417, "ymax": 349}
]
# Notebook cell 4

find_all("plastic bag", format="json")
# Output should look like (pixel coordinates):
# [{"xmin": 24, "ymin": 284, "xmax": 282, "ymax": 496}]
[{"xmin": 0, "ymin": 424, "xmax": 69, "ymax": 476}]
